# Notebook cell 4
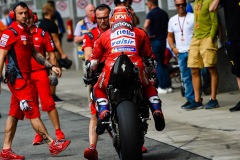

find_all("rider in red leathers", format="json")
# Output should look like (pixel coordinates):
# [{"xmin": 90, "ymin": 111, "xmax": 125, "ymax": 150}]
[{"xmin": 86, "ymin": 6, "xmax": 165, "ymax": 133}]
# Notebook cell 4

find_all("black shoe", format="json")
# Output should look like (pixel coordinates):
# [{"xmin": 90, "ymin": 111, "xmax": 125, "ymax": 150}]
[
  {"xmin": 52, "ymin": 94, "xmax": 64, "ymax": 102},
  {"xmin": 204, "ymin": 98, "xmax": 219, "ymax": 109},
  {"xmin": 153, "ymin": 110, "xmax": 165, "ymax": 131},
  {"xmin": 96, "ymin": 112, "xmax": 110, "ymax": 135},
  {"xmin": 0, "ymin": 112, "xmax": 1, "ymax": 118},
  {"xmin": 181, "ymin": 101, "xmax": 191, "ymax": 109},
  {"xmin": 229, "ymin": 101, "xmax": 240, "ymax": 112},
  {"xmin": 184, "ymin": 101, "xmax": 203, "ymax": 110}
]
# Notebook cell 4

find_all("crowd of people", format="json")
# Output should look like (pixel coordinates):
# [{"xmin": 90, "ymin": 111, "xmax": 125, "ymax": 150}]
[{"xmin": 0, "ymin": 0, "xmax": 239, "ymax": 159}]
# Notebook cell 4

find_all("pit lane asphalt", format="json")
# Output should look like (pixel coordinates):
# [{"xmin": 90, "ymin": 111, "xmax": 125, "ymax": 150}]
[{"xmin": 0, "ymin": 89, "xmax": 209, "ymax": 160}]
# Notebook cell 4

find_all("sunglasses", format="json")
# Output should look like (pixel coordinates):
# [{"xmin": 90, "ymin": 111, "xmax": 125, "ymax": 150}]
[{"xmin": 176, "ymin": 3, "xmax": 187, "ymax": 7}]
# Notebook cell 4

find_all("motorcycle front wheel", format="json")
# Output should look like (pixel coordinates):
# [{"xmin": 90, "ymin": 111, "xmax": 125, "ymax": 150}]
[{"xmin": 116, "ymin": 100, "xmax": 143, "ymax": 160}]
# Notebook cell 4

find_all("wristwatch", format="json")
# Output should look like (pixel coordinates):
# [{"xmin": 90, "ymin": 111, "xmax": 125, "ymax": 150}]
[{"xmin": 50, "ymin": 65, "xmax": 56, "ymax": 70}]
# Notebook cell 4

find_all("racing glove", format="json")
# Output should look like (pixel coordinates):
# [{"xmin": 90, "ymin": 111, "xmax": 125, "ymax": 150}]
[
  {"xmin": 85, "ymin": 59, "xmax": 98, "ymax": 78},
  {"xmin": 145, "ymin": 57, "xmax": 157, "ymax": 74},
  {"xmin": 83, "ymin": 60, "xmax": 99, "ymax": 85}
]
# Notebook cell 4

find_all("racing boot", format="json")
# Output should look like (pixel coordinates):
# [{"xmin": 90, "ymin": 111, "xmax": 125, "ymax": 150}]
[
  {"xmin": 96, "ymin": 98, "xmax": 110, "ymax": 135},
  {"xmin": 149, "ymin": 96, "xmax": 165, "ymax": 131}
]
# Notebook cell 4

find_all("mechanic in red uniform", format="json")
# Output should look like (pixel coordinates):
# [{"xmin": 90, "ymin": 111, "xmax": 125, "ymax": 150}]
[
  {"xmin": 29, "ymin": 12, "xmax": 66, "ymax": 145},
  {"xmin": 82, "ymin": 4, "xmax": 111, "ymax": 160},
  {"xmin": 87, "ymin": 6, "xmax": 165, "ymax": 134},
  {"xmin": 0, "ymin": 2, "xmax": 70, "ymax": 159}
]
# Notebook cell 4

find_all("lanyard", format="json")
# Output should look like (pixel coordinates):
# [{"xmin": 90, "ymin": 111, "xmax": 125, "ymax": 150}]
[
  {"xmin": 195, "ymin": 0, "xmax": 202, "ymax": 29},
  {"xmin": 178, "ymin": 14, "xmax": 186, "ymax": 36}
]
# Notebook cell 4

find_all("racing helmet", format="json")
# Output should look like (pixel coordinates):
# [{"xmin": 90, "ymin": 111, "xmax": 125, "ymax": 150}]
[
  {"xmin": 114, "ymin": 0, "xmax": 127, "ymax": 6},
  {"xmin": 109, "ymin": 6, "xmax": 133, "ymax": 26}
]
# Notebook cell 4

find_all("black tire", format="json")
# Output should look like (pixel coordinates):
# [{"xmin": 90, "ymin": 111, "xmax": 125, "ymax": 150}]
[{"xmin": 116, "ymin": 100, "xmax": 142, "ymax": 160}]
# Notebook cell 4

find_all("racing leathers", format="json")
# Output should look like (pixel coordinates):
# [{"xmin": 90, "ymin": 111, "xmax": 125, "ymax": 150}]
[{"xmin": 89, "ymin": 22, "xmax": 165, "ymax": 131}]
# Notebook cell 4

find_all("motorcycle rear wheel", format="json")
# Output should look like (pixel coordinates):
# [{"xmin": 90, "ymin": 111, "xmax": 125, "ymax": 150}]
[{"xmin": 116, "ymin": 100, "xmax": 143, "ymax": 160}]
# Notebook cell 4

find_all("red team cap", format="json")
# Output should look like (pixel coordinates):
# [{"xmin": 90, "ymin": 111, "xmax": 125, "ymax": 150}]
[{"xmin": 109, "ymin": 6, "xmax": 133, "ymax": 26}]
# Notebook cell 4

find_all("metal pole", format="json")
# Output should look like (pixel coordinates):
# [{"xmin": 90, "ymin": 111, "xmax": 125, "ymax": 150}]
[{"xmin": 68, "ymin": 0, "xmax": 79, "ymax": 71}]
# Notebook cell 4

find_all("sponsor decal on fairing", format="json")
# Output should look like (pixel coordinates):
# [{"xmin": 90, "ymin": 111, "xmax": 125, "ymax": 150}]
[
  {"xmin": 110, "ymin": 29, "xmax": 135, "ymax": 39},
  {"xmin": 111, "ymin": 37, "xmax": 135, "ymax": 47}
]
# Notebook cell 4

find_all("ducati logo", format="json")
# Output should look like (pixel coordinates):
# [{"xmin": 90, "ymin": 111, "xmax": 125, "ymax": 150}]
[
  {"xmin": 115, "ymin": 14, "xmax": 127, "ymax": 19},
  {"xmin": 121, "ymin": 63, "xmax": 126, "ymax": 72}
]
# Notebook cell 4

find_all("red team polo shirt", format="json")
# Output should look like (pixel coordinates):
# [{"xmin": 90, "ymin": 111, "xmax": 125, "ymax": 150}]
[
  {"xmin": 82, "ymin": 27, "xmax": 108, "ymax": 62},
  {"xmin": 31, "ymin": 26, "xmax": 55, "ymax": 71},
  {"xmin": 82, "ymin": 27, "xmax": 101, "ymax": 49},
  {"xmin": 0, "ymin": 21, "xmax": 33, "ymax": 78}
]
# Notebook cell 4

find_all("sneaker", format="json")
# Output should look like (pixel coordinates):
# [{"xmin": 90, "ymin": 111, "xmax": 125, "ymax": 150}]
[
  {"xmin": 204, "ymin": 98, "xmax": 219, "ymax": 109},
  {"xmin": 184, "ymin": 101, "xmax": 203, "ymax": 110},
  {"xmin": 0, "ymin": 148, "xmax": 25, "ymax": 160},
  {"xmin": 229, "ymin": 101, "xmax": 240, "ymax": 112},
  {"xmin": 157, "ymin": 88, "xmax": 167, "ymax": 94},
  {"xmin": 153, "ymin": 110, "xmax": 165, "ymax": 131},
  {"xmin": 56, "ymin": 130, "xmax": 65, "ymax": 140},
  {"xmin": 181, "ymin": 101, "xmax": 191, "ymax": 109},
  {"xmin": 49, "ymin": 139, "xmax": 71, "ymax": 156},
  {"xmin": 166, "ymin": 87, "xmax": 173, "ymax": 93},
  {"xmin": 32, "ymin": 133, "xmax": 43, "ymax": 145},
  {"xmin": 52, "ymin": 94, "xmax": 64, "ymax": 102},
  {"xmin": 84, "ymin": 147, "xmax": 98, "ymax": 160},
  {"xmin": 142, "ymin": 146, "xmax": 147, "ymax": 153},
  {"xmin": 96, "ymin": 111, "xmax": 110, "ymax": 135}
]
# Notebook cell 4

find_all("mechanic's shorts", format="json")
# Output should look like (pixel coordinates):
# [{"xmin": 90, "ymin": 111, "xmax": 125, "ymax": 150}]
[
  {"xmin": 8, "ymin": 78, "xmax": 40, "ymax": 120},
  {"xmin": 31, "ymin": 69, "xmax": 55, "ymax": 112},
  {"xmin": 227, "ymin": 41, "xmax": 240, "ymax": 77},
  {"xmin": 188, "ymin": 37, "xmax": 218, "ymax": 68}
]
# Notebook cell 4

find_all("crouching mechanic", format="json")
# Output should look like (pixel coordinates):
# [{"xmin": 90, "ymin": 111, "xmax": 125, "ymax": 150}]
[
  {"xmin": 86, "ymin": 6, "xmax": 165, "ymax": 135},
  {"xmin": 28, "ymin": 12, "xmax": 66, "ymax": 145},
  {"xmin": 0, "ymin": 2, "xmax": 70, "ymax": 159},
  {"xmin": 82, "ymin": 4, "xmax": 111, "ymax": 160}
]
